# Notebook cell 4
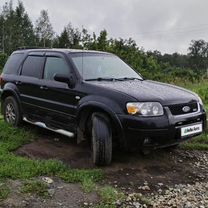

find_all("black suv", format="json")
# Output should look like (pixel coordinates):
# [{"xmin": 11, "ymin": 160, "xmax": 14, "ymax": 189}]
[{"xmin": 0, "ymin": 49, "xmax": 206, "ymax": 165}]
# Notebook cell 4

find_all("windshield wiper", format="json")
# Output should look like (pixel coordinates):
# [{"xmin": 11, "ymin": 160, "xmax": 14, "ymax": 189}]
[
  {"xmin": 85, "ymin": 77, "xmax": 115, "ymax": 81},
  {"xmin": 85, "ymin": 77, "xmax": 143, "ymax": 82},
  {"xmin": 117, "ymin": 77, "xmax": 143, "ymax": 81}
]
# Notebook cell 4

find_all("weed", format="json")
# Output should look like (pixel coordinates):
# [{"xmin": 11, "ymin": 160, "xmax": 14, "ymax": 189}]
[
  {"xmin": 21, "ymin": 180, "xmax": 49, "ymax": 198},
  {"xmin": 81, "ymin": 178, "xmax": 96, "ymax": 193},
  {"xmin": 97, "ymin": 186, "xmax": 125, "ymax": 207}
]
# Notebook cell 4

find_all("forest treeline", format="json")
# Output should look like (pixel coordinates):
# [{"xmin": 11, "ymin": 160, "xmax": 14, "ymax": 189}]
[{"xmin": 0, "ymin": 1, "xmax": 207, "ymax": 82}]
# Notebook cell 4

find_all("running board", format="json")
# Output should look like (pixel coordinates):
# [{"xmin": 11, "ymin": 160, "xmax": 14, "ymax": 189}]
[{"xmin": 23, "ymin": 117, "xmax": 75, "ymax": 138}]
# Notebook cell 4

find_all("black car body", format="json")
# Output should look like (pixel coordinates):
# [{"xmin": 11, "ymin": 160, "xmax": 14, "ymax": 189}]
[{"xmin": 0, "ymin": 49, "xmax": 206, "ymax": 165}]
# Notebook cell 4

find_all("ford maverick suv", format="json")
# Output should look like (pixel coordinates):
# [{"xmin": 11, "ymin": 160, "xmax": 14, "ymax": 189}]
[{"xmin": 0, "ymin": 49, "xmax": 206, "ymax": 165}]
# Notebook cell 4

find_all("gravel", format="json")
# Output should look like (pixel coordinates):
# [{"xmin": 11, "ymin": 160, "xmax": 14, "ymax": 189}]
[
  {"xmin": 115, "ymin": 150, "xmax": 208, "ymax": 208},
  {"xmin": 152, "ymin": 182, "xmax": 208, "ymax": 208},
  {"xmin": 150, "ymin": 151, "xmax": 208, "ymax": 208},
  {"xmin": 117, "ymin": 182, "xmax": 208, "ymax": 208}
]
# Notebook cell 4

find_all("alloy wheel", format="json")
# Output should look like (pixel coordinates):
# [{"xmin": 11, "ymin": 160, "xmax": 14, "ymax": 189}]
[{"xmin": 5, "ymin": 103, "xmax": 16, "ymax": 124}]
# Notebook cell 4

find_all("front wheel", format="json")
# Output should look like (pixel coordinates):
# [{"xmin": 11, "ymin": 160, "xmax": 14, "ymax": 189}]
[
  {"xmin": 3, "ymin": 96, "xmax": 22, "ymax": 127},
  {"xmin": 91, "ymin": 112, "xmax": 112, "ymax": 166}
]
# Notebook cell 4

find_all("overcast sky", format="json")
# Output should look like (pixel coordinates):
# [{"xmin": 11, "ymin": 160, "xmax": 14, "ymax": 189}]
[{"xmin": 1, "ymin": 0, "xmax": 208, "ymax": 54}]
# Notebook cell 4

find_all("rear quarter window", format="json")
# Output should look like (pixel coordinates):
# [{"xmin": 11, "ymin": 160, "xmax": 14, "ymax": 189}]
[{"xmin": 3, "ymin": 53, "xmax": 24, "ymax": 75}]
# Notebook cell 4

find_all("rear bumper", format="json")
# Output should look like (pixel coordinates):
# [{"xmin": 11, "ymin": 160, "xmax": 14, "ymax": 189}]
[{"xmin": 118, "ymin": 106, "xmax": 206, "ymax": 150}]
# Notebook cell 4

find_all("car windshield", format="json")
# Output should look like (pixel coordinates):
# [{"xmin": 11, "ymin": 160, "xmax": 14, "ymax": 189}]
[{"xmin": 70, "ymin": 53, "xmax": 143, "ymax": 81}]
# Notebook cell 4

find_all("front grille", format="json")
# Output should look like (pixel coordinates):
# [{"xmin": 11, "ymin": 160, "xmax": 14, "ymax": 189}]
[{"xmin": 168, "ymin": 102, "xmax": 198, "ymax": 116}]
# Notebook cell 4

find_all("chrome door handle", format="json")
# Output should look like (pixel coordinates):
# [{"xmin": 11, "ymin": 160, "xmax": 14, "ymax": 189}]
[
  {"xmin": 15, "ymin": 81, "xmax": 22, "ymax": 85},
  {"xmin": 40, "ymin": 86, "xmax": 48, "ymax": 90}
]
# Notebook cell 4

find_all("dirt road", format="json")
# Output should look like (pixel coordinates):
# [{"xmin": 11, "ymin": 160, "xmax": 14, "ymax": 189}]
[{"xmin": 12, "ymin": 128, "xmax": 208, "ymax": 207}]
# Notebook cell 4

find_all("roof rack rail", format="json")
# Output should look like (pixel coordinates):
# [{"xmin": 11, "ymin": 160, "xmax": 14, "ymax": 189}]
[{"xmin": 17, "ymin": 46, "xmax": 51, "ymax": 50}]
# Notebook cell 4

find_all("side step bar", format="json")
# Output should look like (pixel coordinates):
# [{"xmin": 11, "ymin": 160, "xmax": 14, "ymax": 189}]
[{"xmin": 23, "ymin": 117, "xmax": 75, "ymax": 138}]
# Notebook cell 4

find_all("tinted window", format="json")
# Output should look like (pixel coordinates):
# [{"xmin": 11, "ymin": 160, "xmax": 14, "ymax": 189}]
[
  {"xmin": 21, "ymin": 56, "xmax": 45, "ymax": 78},
  {"xmin": 3, "ymin": 53, "xmax": 24, "ymax": 75},
  {"xmin": 44, "ymin": 57, "xmax": 70, "ymax": 80}
]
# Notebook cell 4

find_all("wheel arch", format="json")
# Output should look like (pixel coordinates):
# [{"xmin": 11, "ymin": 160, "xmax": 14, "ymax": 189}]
[
  {"xmin": 77, "ymin": 101, "xmax": 124, "ymax": 145},
  {"xmin": 1, "ymin": 88, "xmax": 22, "ymax": 114}
]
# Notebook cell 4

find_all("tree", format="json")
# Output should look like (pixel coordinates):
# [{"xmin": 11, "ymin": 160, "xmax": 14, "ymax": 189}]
[
  {"xmin": 0, "ymin": 15, "xmax": 5, "ymax": 52},
  {"xmin": 81, "ymin": 28, "xmax": 93, "ymax": 49},
  {"xmin": 13, "ymin": 1, "xmax": 36, "ymax": 48},
  {"xmin": 71, "ymin": 27, "xmax": 81, "ymax": 49},
  {"xmin": 0, "ymin": 1, "xmax": 206, "ymax": 82},
  {"xmin": 57, "ymin": 23, "xmax": 81, "ymax": 49},
  {"xmin": 1, "ymin": 0, "xmax": 15, "ymax": 54},
  {"xmin": 35, "ymin": 10, "xmax": 54, "ymax": 47},
  {"xmin": 188, "ymin": 39, "xmax": 208, "ymax": 73},
  {"xmin": 97, "ymin": 29, "xmax": 109, "ymax": 51},
  {"xmin": 58, "ymin": 28, "xmax": 70, "ymax": 48},
  {"xmin": 0, "ymin": 1, "xmax": 36, "ymax": 54}
]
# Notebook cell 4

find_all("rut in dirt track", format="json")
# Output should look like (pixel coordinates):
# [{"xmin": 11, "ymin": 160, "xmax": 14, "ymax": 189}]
[{"xmin": 16, "ymin": 128, "xmax": 208, "ymax": 193}]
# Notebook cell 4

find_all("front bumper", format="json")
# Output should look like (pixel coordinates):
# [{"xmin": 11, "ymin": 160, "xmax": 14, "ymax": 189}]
[{"xmin": 118, "ymin": 105, "xmax": 207, "ymax": 150}]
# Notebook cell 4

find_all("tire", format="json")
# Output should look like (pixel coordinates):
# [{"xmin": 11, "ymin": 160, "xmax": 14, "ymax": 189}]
[
  {"xmin": 3, "ymin": 96, "xmax": 22, "ymax": 127},
  {"xmin": 91, "ymin": 112, "xmax": 112, "ymax": 166}
]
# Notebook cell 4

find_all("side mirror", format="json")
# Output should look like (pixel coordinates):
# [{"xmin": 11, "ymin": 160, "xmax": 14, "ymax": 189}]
[{"xmin": 54, "ymin": 74, "xmax": 75, "ymax": 88}]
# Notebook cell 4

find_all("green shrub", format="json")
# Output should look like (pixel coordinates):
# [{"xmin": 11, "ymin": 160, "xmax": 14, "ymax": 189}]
[{"xmin": 0, "ymin": 53, "xmax": 8, "ymax": 72}]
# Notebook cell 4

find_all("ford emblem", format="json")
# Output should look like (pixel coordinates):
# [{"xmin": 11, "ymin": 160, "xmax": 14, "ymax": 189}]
[{"xmin": 182, "ymin": 106, "xmax": 191, "ymax": 113}]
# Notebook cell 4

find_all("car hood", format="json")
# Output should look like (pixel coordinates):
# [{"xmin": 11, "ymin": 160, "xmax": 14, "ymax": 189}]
[{"xmin": 89, "ymin": 80, "xmax": 198, "ymax": 105}]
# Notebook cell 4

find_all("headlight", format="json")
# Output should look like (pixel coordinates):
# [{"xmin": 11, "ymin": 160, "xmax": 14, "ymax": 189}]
[{"xmin": 126, "ymin": 102, "xmax": 164, "ymax": 116}]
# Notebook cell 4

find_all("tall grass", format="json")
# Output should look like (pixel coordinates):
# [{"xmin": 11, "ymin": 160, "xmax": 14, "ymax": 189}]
[
  {"xmin": 173, "ymin": 79, "xmax": 208, "ymax": 150},
  {"xmin": 169, "ymin": 79, "xmax": 208, "ymax": 111}
]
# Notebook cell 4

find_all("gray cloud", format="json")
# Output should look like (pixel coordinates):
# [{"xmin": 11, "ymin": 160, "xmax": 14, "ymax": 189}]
[{"xmin": 1, "ymin": 0, "xmax": 208, "ymax": 54}]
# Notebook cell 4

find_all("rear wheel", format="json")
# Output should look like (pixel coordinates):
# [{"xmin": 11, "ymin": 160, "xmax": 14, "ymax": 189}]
[
  {"xmin": 3, "ymin": 96, "xmax": 22, "ymax": 127},
  {"xmin": 91, "ymin": 112, "xmax": 112, "ymax": 166}
]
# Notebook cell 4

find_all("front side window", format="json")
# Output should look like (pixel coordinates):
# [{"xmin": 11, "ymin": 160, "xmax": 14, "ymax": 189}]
[
  {"xmin": 44, "ymin": 57, "xmax": 70, "ymax": 80},
  {"xmin": 70, "ymin": 53, "xmax": 142, "ymax": 80},
  {"xmin": 21, "ymin": 56, "xmax": 45, "ymax": 78}
]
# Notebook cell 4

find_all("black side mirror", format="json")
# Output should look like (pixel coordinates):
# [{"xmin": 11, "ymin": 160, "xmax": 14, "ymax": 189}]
[{"xmin": 54, "ymin": 74, "xmax": 75, "ymax": 88}]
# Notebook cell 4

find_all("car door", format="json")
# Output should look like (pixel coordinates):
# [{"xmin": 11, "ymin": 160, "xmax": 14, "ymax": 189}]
[
  {"xmin": 17, "ymin": 53, "xmax": 46, "ymax": 120},
  {"xmin": 39, "ymin": 52, "xmax": 79, "ymax": 131}
]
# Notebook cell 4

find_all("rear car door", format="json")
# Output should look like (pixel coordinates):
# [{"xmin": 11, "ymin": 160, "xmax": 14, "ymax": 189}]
[
  {"xmin": 17, "ymin": 53, "xmax": 46, "ymax": 119},
  {"xmin": 39, "ymin": 52, "xmax": 78, "ymax": 131}
]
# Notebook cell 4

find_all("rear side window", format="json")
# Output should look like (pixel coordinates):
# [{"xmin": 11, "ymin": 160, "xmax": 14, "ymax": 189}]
[
  {"xmin": 3, "ymin": 53, "xmax": 24, "ymax": 75},
  {"xmin": 44, "ymin": 57, "xmax": 70, "ymax": 80},
  {"xmin": 21, "ymin": 56, "xmax": 45, "ymax": 79}
]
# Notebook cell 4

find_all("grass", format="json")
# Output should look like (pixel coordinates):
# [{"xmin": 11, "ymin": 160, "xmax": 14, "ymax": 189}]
[
  {"xmin": 99, "ymin": 186, "xmax": 120, "ymax": 203},
  {"xmin": 181, "ymin": 134, "xmax": 208, "ymax": 151},
  {"xmin": 176, "ymin": 80, "xmax": 208, "ymax": 111},
  {"xmin": 0, "ymin": 117, "xmax": 103, "ymax": 183},
  {"xmin": 0, "ymin": 184, "xmax": 10, "ymax": 201},
  {"xmin": 96, "ymin": 186, "xmax": 125, "ymax": 208},
  {"xmin": 81, "ymin": 178, "xmax": 96, "ymax": 193},
  {"xmin": 174, "ymin": 80, "xmax": 208, "ymax": 150},
  {"xmin": 21, "ymin": 180, "xmax": 49, "ymax": 198},
  {"xmin": 96, "ymin": 187, "xmax": 152, "ymax": 208}
]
